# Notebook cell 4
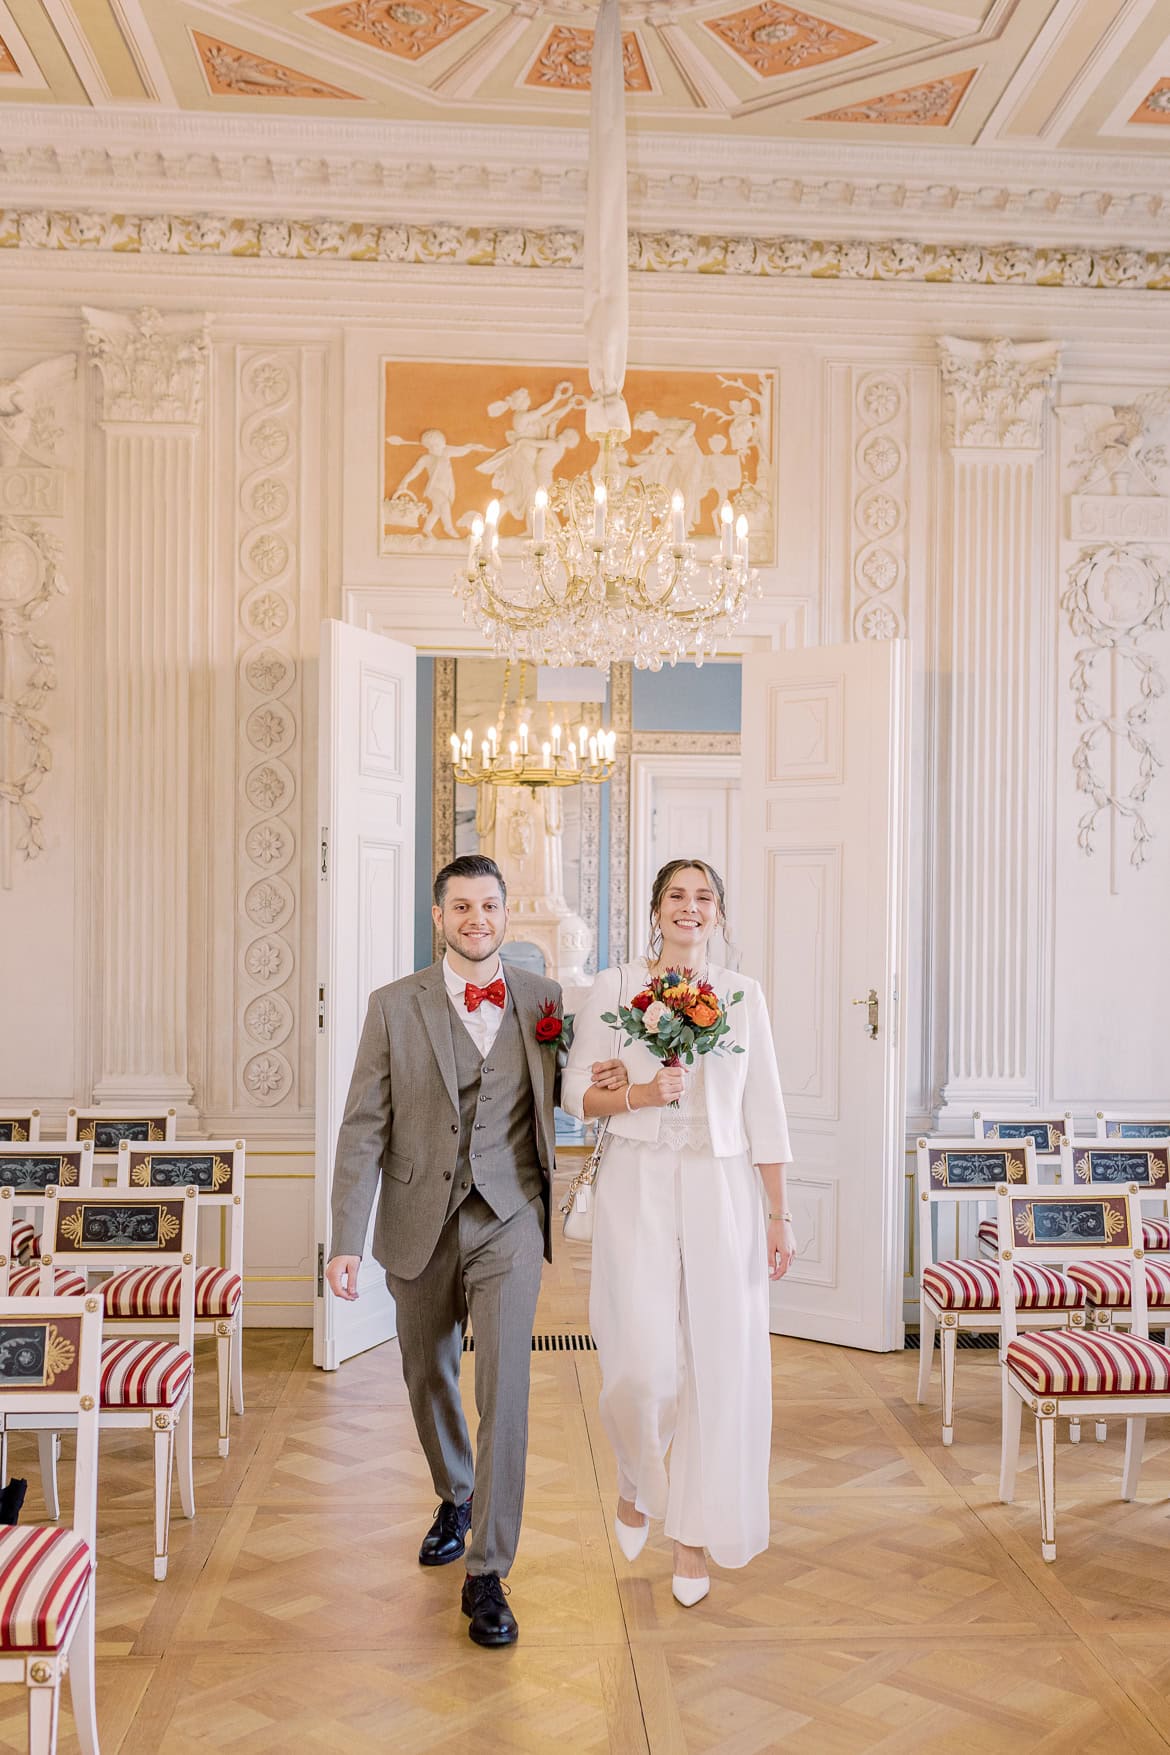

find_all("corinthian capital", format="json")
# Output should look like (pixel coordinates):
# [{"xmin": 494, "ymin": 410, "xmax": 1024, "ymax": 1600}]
[
  {"xmin": 938, "ymin": 336, "xmax": 1061, "ymax": 450},
  {"xmin": 83, "ymin": 306, "xmax": 208, "ymax": 425}
]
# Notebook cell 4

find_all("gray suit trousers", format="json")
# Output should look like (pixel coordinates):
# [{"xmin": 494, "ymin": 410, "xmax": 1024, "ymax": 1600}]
[{"xmin": 387, "ymin": 1187, "xmax": 545, "ymax": 1577}]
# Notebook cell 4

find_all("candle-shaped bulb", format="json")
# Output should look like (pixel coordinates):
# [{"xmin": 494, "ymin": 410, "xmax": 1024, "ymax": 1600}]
[
  {"xmin": 485, "ymin": 499, "xmax": 499, "ymax": 529},
  {"xmin": 578, "ymin": 725, "xmax": 588, "ymax": 754},
  {"xmin": 552, "ymin": 723, "xmax": 562, "ymax": 755},
  {"xmin": 720, "ymin": 500, "xmax": 733, "ymax": 561},
  {"xmin": 519, "ymin": 720, "xmax": 529, "ymax": 754},
  {"xmin": 468, "ymin": 515, "xmax": 484, "ymax": 568},
  {"xmin": 509, "ymin": 739, "xmax": 518, "ymax": 759},
  {"xmin": 449, "ymin": 733, "xmax": 460, "ymax": 764},
  {"xmin": 588, "ymin": 735, "xmax": 598, "ymax": 764},
  {"xmin": 542, "ymin": 741, "xmax": 551, "ymax": 764},
  {"xmin": 593, "ymin": 480, "xmax": 607, "ymax": 545},
  {"xmin": 671, "ymin": 488, "xmax": 685, "ymax": 548},
  {"xmin": 533, "ymin": 486, "xmax": 548, "ymax": 545},
  {"xmin": 481, "ymin": 740, "xmax": 490, "ymax": 767}
]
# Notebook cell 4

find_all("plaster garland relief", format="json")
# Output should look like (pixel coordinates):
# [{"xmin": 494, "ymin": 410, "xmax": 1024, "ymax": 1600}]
[
  {"xmin": 236, "ymin": 350, "xmax": 300, "ymax": 1108},
  {"xmin": 1, "ymin": 211, "xmax": 1169, "ymax": 290},
  {"xmin": 1058, "ymin": 395, "xmax": 1170, "ymax": 884},
  {"xmin": 0, "ymin": 352, "xmax": 74, "ymax": 887}
]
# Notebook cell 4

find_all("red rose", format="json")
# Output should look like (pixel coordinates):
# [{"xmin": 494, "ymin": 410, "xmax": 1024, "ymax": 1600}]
[
  {"xmin": 631, "ymin": 991, "xmax": 653, "ymax": 1011},
  {"xmin": 535, "ymin": 1016, "xmax": 563, "ymax": 1043}
]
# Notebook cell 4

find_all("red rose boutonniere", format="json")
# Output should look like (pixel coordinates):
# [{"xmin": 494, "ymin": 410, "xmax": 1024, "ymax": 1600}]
[{"xmin": 535, "ymin": 999, "xmax": 563, "ymax": 1048}]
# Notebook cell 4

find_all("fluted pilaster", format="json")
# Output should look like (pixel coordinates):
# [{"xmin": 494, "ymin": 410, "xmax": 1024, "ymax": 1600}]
[
  {"xmin": 86, "ymin": 307, "xmax": 208, "ymax": 1106},
  {"xmin": 938, "ymin": 336, "xmax": 1060, "ymax": 1117}
]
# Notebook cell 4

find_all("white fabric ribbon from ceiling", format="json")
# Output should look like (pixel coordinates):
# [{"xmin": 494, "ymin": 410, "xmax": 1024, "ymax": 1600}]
[{"xmin": 584, "ymin": 0, "xmax": 631, "ymax": 441}]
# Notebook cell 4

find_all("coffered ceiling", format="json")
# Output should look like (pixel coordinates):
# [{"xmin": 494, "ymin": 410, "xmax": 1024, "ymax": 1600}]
[{"xmin": 1, "ymin": 0, "xmax": 1167, "ymax": 152}]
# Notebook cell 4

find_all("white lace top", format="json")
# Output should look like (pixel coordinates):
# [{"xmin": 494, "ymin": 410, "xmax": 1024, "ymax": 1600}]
[{"xmin": 652, "ymin": 1051, "xmax": 712, "ymax": 1154}]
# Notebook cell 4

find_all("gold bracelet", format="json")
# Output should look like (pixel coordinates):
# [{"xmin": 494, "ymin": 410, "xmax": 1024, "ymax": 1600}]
[{"xmin": 768, "ymin": 1211, "xmax": 793, "ymax": 1223}]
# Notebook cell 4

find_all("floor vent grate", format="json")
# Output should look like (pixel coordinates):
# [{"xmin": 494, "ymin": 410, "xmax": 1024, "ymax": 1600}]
[{"xmin": 463, "ymin": 1332, "xmax": 597, "ymax": 1354}]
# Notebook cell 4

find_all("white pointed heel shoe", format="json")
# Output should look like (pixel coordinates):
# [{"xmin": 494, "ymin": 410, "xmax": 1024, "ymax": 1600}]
[
  {"xmin": 614, "ymin": 1513, "xmax": 649, "ymax": 1562},
  {"xmin": 671, "ymin": 1573, "xmax": 710, "ymax": 1608}
]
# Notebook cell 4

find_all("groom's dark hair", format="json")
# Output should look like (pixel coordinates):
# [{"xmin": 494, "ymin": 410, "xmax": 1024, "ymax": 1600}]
[{"xmin": 433, "ymin": 854, "xmax": 507, "ymax": 910}]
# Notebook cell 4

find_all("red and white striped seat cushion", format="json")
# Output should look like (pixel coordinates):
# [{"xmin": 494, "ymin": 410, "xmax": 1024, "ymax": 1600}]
[
  {"xmin": 8, "ymin": 1266, "xmax": 87, "ymax": 1297},
  {"xmin": 11, "ymin": 1223, "xmax": 38, "ymax": 1262},
  {"xmin": 1006, "ymin": 1328, "xmax": 1170, "ymax": 1396},
  {"xmin": 981, "ymin": 1217, "xmax": 1170, "ymax": 1252},
  {"xmin": 1067, "ymin": 1258, "xmax": 1170, "ymax": 1308},
  {"xmin": 101, "ymin": 1265, "xmax": 243, "ymax": 1320},
  {"xmin": 922, "ymin": 1258, "xmax": 1086, "ymax": 1313},
  {"xmin": 100, "ymin": 1338, "xmax": 193, "ymax": 1408},
  {"xmin": 0, "ymin": 1526, "xmax": 91, "ymax": 1650}
]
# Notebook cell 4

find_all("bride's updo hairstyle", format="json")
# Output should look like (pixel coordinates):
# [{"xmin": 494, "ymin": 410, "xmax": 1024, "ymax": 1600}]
[{"xmin": 647, "ymin": 858, "xmax": 729, "ymax": 962}]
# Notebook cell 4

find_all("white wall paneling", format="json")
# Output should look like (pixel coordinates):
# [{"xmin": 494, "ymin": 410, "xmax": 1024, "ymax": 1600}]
[{"xmin": 2, "ymin": 239, "xmax": 1170, "ymax": 1329}]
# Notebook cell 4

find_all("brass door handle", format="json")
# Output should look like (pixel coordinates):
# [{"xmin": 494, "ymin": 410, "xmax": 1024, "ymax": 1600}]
[{"xmin": 852, "ymin": 988, "xmax": 879, "ymax": 1039}]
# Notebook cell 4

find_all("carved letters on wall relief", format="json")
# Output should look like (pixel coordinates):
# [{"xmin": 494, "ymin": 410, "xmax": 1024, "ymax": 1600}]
[
  {"xmin": 0, "ymin": 354, "xmax": 74, "ymax": 886},
  {"xmin": 236, "ymin": 353, "xmax": 300, "ymax": 1107},
  {"xmin": 1058, "ymin": 394, "xmax": 1170, "ymax": 886}
]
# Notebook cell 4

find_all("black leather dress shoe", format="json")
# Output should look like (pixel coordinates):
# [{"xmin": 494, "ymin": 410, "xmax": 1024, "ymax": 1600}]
[
  {"xmin": 418, "ymin": 1496, "xmax": 473, "ymax": 1567},
  {"xmin": 461, "ymin": 1572, "xmax": 518, "ymax": 1647}
]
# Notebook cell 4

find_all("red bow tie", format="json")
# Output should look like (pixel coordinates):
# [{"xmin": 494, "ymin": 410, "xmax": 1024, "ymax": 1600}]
[{"xmin": 465, "ymin": 978, "xmax": 506, "ymax": 1013}]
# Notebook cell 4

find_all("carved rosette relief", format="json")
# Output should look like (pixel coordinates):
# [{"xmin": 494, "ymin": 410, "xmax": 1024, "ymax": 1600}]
[
  {"xmin": 236, "ymin": 352, "xmax": 299, "ymax": 1106},
  {"xmin": 850, "ymin": 371, "xmax": 908, "ymax": 640}
]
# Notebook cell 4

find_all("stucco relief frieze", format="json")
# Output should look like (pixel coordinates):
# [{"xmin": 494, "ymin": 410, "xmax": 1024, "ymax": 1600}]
[
  {"xmin": 235, "ymin": 350, "xmax": 300, "ymax": 1108},
  {"xmin": 1058, "ymin": 395, "xmax": 1170, "ymax": 884},
  {"xmin": 82, "ymin": 307, "xmax": 207, "ymax": 425},
  {"xmin": 850, "ymin": 370, "xmax": 908, "ymax": 642},
  {"xmin": 0, "ymin": 353, "xmax": 74, "ymax": 887},
  {"xmin": 2, "ymin": 212, "xmax": 1169, "ymax": 290}
]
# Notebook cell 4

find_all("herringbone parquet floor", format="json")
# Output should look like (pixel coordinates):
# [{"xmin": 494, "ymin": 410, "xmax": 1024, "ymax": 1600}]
[{"xmin": 8, "ymin": 1166, "xmax": 1170, "ymax": 1753}]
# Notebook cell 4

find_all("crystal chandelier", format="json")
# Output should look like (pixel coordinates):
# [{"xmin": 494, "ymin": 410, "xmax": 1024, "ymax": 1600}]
[
  {"xmin": 453, "ymin": 0, "xmax": 759, "ymax": 672},
  {"xmin": 449, "ymin": 661, "xmax": 615, "ymax": 790}
]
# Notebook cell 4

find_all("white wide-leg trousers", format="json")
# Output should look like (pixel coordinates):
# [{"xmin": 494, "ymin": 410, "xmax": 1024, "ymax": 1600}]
[{"xmin": 588, "ymin": 1137, "xmax": 772, "ymax": 1569}]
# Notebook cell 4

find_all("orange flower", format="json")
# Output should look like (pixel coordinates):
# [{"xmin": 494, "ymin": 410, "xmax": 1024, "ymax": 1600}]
[{"xmin": 686, "ymin": 1000, "xmax": 720, "ymax": 1029}]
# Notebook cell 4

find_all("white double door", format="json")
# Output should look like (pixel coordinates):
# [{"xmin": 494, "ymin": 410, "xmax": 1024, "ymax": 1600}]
[{"xmin": 316, "ymin": 626, "xmax": 908, "ymax": 1364}]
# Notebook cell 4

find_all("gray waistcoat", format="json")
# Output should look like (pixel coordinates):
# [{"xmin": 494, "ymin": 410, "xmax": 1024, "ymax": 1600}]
[{"xmin": 445, "ymin": 992, "xmax": 543, "ymax": 1224}]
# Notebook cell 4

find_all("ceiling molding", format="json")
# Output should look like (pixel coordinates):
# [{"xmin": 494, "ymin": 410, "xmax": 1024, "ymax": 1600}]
[
  {"xmin": 1, "ymin": 207, "xmax": 1167, "ymax": 291},
  {"xmin": 1, "ymin": 104, "xmax": 1169, "ymax": 246}
]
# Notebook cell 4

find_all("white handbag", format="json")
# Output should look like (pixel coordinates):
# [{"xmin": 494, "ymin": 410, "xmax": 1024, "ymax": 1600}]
[{"xmin": 560, "ymin": 1119, "xmax": 609, "ymax": 1244}]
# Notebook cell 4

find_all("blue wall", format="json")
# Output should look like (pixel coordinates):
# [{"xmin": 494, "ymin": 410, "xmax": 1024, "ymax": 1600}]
[
  {"xmin": 632, "ymin": 661, "xmax": 741, "ymax": 733},
  {"xmin": 414, "ymin": 657, "xmax": 434, "ymax": 971}
]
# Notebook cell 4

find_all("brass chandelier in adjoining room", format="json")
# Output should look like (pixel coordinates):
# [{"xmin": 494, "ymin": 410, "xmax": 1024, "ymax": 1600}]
[
  {"xmin": 454, "ymin": 0, "xmax": 759, "ymax": 672},
  {"xmin": 449, "ymin": 661, "xmax": 615, "ymax": 791}
]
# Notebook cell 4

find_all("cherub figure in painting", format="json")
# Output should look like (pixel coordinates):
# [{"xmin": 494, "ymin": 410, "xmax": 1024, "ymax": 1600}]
[
  {"xmin": 629, "ymin": 411, "xmax": 707, "ymax": 519},
  {"xmin": 385, "ymin": 428, "xmax": 491, "ymax": 539},
  {"xmin": 475, "ymin": 382, "xmax": 586, "ymax": 521}
]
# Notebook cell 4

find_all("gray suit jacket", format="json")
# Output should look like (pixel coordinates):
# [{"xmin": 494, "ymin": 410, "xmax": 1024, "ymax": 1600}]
[{"xmin": 330, "ymin": 960, "xmax": 562, "ymax": 1280}]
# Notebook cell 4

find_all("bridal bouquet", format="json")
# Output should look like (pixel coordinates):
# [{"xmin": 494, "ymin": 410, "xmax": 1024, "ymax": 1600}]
[{"xmin": 602, "ymin": 968, "xmax": 745, "ymax": 1073}]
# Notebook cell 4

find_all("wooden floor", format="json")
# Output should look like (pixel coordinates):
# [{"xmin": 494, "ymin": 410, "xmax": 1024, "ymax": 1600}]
[{"xmin": 11, "ymin": 1183, "xmax": 1170, "ymax": 1753}]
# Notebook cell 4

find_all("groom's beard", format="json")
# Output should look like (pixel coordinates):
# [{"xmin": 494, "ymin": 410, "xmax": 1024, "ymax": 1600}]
[{"xmin": 441, "ymin": 924, "xmax": 505, "ymax": 964}]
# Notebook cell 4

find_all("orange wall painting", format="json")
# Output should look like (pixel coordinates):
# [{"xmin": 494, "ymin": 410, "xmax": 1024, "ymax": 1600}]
[{"xmin": 380, "ymin": 360, "xmax": 776, "ymax": 560}]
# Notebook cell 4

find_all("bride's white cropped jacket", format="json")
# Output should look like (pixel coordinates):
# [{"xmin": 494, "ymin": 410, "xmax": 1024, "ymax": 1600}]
[{"xmin": 560, "ymin": 961, "xmax": 792, "ymax": 1164}]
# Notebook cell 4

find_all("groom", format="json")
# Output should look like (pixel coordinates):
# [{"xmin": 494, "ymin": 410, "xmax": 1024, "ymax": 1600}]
[{"xmin": 326, "ymin": 854, "xmax": 562, "ymax": 1648}]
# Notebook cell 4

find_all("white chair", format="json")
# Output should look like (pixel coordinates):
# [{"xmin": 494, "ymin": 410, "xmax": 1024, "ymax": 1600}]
[
  {"xmin": 998, "ymin": 1182, "xmax": 1170, "ymax": 1561},
  {"xmin": 12, "ymin": 1187, "xmax": 197, "ymax": 1581},
  {"xmin": 0, "ymin": 1114, "xmax": 40, "ymax": 1146},
  {"xmin": 972, "ymin": 1115, "xmax": 1069, "ymax": 1259},
  {"xmin": 1096, "ymin": 1112, "xmax": 1170, "ymax": 1141},
  {"xmin": 109, "ymin": 1141, "xmax": 246, "ymax": 1456},
  {"xmin": 65, "ymin": 1111, "xmax": 176, "ymax": 1183},
  {"xmin": 916, "ymin": 1137, "xmax": 1088, "ymax": 1445},
  {"xmin": 0, "ymin": 1279, "xmax": 103, "ymax": 1750},
  {"xmin": 0, "ymin": 1146, "xmax": 96, "ymax": 1275}
]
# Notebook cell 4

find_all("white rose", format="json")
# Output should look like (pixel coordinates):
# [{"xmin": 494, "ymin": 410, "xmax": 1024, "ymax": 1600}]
[{"xmin": 642, "ymin": 1000, "xmax": 668, "ymax": 1033}]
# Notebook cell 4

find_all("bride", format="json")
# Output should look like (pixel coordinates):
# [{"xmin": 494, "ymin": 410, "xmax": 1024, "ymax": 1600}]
[{"xmin": 563, "ymin": 859, "xmax": 795, "ymax": 1606}]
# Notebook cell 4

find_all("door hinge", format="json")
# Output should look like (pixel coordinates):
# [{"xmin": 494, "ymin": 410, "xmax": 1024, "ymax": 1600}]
[
  {"xmin": 316, "ymin": 1243, "xmax": 325, "ymax": 1298},
  {"xmin": 319, "ymin": 828, "xmax": 329, "ymax": 881},
  {"xmin": 317, "ymin": 984, "xmax": 325, "ymax": 1033}
]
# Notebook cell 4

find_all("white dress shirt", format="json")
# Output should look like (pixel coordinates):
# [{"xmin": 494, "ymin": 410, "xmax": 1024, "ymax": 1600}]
[{"xmin": 443, "ymin": 954, "xmax": 508, "ymax": 1058}]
